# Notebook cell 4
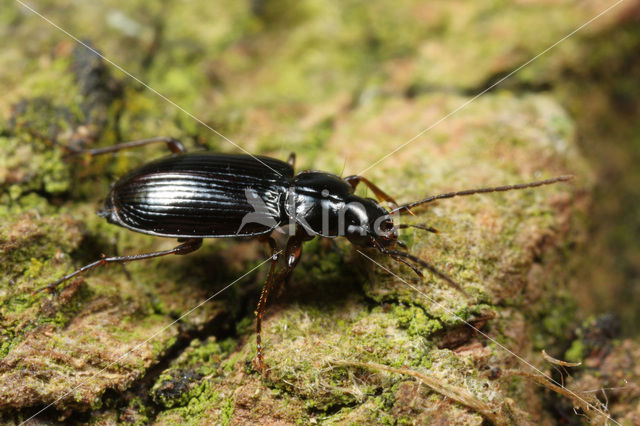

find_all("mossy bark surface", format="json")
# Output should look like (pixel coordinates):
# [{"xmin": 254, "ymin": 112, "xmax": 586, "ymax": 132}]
[{"xmin": 1, "ymin": 1, "xmax": 639, "ymax": 424}]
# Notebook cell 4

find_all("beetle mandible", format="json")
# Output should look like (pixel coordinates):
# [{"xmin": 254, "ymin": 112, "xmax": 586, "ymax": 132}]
[{"xmin": 38, "ymin": 136, "xmax": 572, "ymax": 370}]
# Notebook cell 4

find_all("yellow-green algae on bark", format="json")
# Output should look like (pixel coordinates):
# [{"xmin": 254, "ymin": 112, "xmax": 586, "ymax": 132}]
[{"xmin": 1, "ymin": 0, "xmax": 639, "ymax": 424}]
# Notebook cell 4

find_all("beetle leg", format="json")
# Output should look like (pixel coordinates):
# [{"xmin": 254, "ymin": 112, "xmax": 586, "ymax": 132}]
[
  {"xmin": 254, "ymin": 228, "xmax": 312, "ymax": 374},
  {"xmin": 68, "ymin": 136, "xmax": 187, "ymax": 157},
  {"xmin": 255, "ymin": 235, "xmax": 280, "ymax": 373},
  {"xmin": 287, "ymin": 152, "xmax": 296, "ymax": 168},
  {"xmin": 343, "ymin": 175, "xmax": 400, "ymax": 210},
  {"xmin": 34, "ymin": 238, "xmax": 202, "ymax": 295}
]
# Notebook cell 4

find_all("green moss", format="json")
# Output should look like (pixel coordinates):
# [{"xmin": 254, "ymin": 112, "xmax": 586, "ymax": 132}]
[
  {"xmin": 391, "ymin": 304, "xmax": 443, "ymax": 338},
  {"xmin": 151, "ymin": 337, "xmax": 235, "ymax": 412},
  {"xmin": 564, "ymin": 339, "xmax": 586, "ymax": 364},
  {"xmin": 219, "ymin": 396, "xmax": 235, "ymax": 426},
  {"xmin": 120, "ymin": 397, "xmax": 152, "ymax": 425},
  {"xmin": 166, "ymin": 385, "xmax": 222, "ymax": 422}
]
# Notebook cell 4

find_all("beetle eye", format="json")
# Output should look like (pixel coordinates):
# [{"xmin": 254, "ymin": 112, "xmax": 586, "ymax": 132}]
[{"xmin": 380, "ymin": 220, "xmax": 394, "ymax": 232}]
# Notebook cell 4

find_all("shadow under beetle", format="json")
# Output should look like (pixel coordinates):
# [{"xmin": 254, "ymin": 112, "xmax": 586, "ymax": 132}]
[{"xmin": 39, "ymin": 136, "xmax": 572, "ymax": 370}]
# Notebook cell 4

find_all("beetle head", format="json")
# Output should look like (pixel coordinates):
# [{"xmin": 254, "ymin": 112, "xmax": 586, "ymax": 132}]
[{"xmin": 344, "ymin": 197, "xmax": 398, "ymax": 248}]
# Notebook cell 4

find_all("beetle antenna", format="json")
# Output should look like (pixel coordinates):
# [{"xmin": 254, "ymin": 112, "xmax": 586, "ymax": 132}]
[
  {"xmin": 385, "ymin": 249, "xmax": 468, "ymax": 297},
  {"xmin": 390, "ymin": 175, "xmax": 573, "ymax": 215},
  {"xmin": 391, "ymin": 255, "xmax": 424, "ymax": 279},
  {"xmin": 398, "ymin": 223, "xmax": 439, "ymax": 234}
]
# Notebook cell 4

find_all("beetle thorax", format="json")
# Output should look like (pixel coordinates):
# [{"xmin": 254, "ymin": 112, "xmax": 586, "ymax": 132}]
[{"xmin": 285, "ymin": 171, "xmax": 397, "ymax": 247}]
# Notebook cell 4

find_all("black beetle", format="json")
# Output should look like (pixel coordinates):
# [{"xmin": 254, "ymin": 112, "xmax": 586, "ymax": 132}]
[{"xmin": 39, "ymin": 136, "xmax": 572, "ymax": 369}]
